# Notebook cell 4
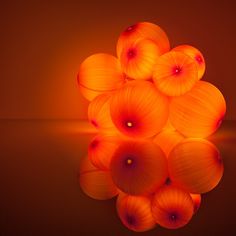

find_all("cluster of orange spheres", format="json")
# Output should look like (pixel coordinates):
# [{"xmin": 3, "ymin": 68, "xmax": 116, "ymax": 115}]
[{"xmin": 78, "ymin": 22, "xmax": 226, "ymax": 232}]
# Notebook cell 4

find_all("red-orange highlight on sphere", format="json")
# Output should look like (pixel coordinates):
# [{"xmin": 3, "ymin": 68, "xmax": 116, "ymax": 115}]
[
  {"xmin": 152, "ymin": 185, "xmax": 194, "ymax": 229},
  {"xmin": 110, "ymin": 80, "xmax": 169, "ymax": 139}
]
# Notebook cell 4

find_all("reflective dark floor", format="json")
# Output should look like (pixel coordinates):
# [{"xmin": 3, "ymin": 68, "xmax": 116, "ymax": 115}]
[{"xmin": 0, "ymin": 120, "xmax": 236, "ymax": 236}]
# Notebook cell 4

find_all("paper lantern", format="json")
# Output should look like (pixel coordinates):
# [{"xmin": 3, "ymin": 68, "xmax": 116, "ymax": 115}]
[
  {"xmin": 77, "ymin": 53, "xmax": 125, "ymax": 101},
  {"xmin": 117, "ymin": 22, "xmax": 170, "ymax": 58},
  {"xmin": 110, "ymin": 140, "xmax": 168, "ymax": 195},
  {"xmin": 116, "ymin": 192, "xmax": 156, "ymax": 232},
  {"xmin": 190, "ymin": 194, "xmax": 201, "ymax": 213},
  {"xmin": 173, "ymin": 45, "xmax": 205, "ymax": 79},
  {"xmin": 88, "ymin": 93, "xmax": 117, "ymax": 132},
  {"xmin": 88, "ymin": 134, "xmax": 121, "ymax": 170},
  {"xmin": 153, "ymin": 51, "xmax": 198, "ymax": 96},
  {"xmin": 153, "ymin": 130, "xmax": 185, "ymax": 157},
  {"xmin": 169, "ymin": 81, "xmax": 226, "ymax": 138},
  {"xmin": 168, "ymin": 139, "xmax": 224, "ymax": 194},
  {"xmin": 79, "ymin": 157, "xmax": 118, "ymax": 200},
  {"xmin": 152, "ymin": 186, "xmax": 194, "ymax": 229},
  {"xmin": 110, "ymin": 81, "xmax": 169, "ymax": 138},
  {"xmin": 161, "ymin": 119, "xmax": 176, "ymax": 132},
  {"xmin": 120, "ymin": 38, "xmax": 161, "ymax": 80}
]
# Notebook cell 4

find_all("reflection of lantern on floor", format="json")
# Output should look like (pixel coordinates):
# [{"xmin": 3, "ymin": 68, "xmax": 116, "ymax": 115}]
[
  {"xmin": 88, "ymin": 134, "xmax": 121, "ymax": 170},
  {"xmin": 169, "ymin": 81, "xmax": 226, "ymax": 138},
  {"xmin": 88, "ymin": 93, "xmax": 116, "ymax": 132},
  {"xmin": 79, "ymin": 157, "xmax": 118, "ymax": 200},
  {"xmin": 116, "ymin": 192, "xmax": 156, "ymax": 232},
  {"xmin": 168, "ymin": 139, "xmax": 224, "ymax": 194},
  {"xmin": 110, "ymin": 140, "xmax": 168, "ymax": 195},
  {"xmin": 120, "ymin": 38, "xmax": 161, "ymax": 80},
  {"xmin": 77, "ymin": 53, "xmax": 125, "ymax": 101},
  {"xmin": 190, "ymin": 193, "xmax": 201, "ymax": 213},
  {"xmin": 152, "ymin": 186, "xmax": 194, "ymax": 229},
  {"xmin": 153, "ymin": 51, "xmax": 198, "ymax": 96},
  {"xmin": 110, "ymin": 81, "xmax": 169, "ymax": 138},
  {"xmin": 153, "ymin": 130, "xmax": 185, "ymax": 157},
  {"xmin": 173, "ymin": 45, "xmax": 205, "ymax": 79},
  {"xmin": 117, "ymin": 22, "xmax": 170, "ymax": 59}
]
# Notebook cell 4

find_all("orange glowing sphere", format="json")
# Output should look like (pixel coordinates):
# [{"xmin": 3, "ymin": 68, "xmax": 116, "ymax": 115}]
[
  {"xmin": 152, "ymin": 185, "xmax": 194, "ymax": 229},
  {"xmin": 168, "ymin": 139, "xmax": 224, "ymax": 194},
  {"xmin": 169, "ymin": 81, "xmax": 226, "ymax": 138},
  {"xmin": 153, "ymin": 130, "xmax": 185, "ymax": 157},
  {"xmin": 110, "ymin": 140, "xmax": 168, "ymax": 195},
  {"xmin": 116, "ymin": 192, "xmax": 156, "ymax": 232},
  {"xmin": 88, "ymin": 93, "xmax": 117, "ymax": 131},
  {"xmin": 117, "ymin": 22, "xmax": 170, "ymax": 58},
  {"xmin": 120, "ymin": 38, "xmax": 161, "ymax": 80},
  {"xmin": 153, "ymin": 51, "xmax": 198, "ymax": 96},
  {"xmin": 110, "ymin": 81, "xmax": 169, "ymax": 138},
  {"xmin": 77, "ymin": 53, "xmax": 125, "ymax": 101},
  {"xmin": 161, "ymin": 119, "xmax": 176, "ymax": 132},
  {"xmin": 173, "ymin": 45, "xmax": 205, "ymax": 79},
  {"xmin": 79, "ymin": 157, "xmax": 118, "ymax": 200},
  {"xmin": 190, "ymin": 193, "xmax": 201, "ymax": 214},
  {"xmin": 88, "ymin": 134, "xmax": 121, "ymax": 170}
]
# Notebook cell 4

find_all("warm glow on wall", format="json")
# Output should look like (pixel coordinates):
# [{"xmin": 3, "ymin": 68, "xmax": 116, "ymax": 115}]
[{"xmin": 77, "ymin": 21, "xmax": 226, "ymax": 232}]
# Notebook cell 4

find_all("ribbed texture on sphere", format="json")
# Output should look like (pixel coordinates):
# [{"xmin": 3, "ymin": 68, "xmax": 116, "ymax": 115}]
[
  {"xmin": 116, "ymin": 192, "xmax": 156, "ymax": 232},
  {"xmin": 169, "ymin": 81, "xmax": 226, "ymax": 138},
  {"xmin": 168, "ymin": 139, "xmax": 224, "ymax": 194},
  {"xmin": 110, "ymin": 80, "xmax": 169, "ymax": 138}
]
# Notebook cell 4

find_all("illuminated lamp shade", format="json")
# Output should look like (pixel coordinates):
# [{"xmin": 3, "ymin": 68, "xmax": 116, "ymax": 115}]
[
  {"xmin": 153, "ymin": 130, "xmax": 185, "ymax": 157},
  {"xmin": 110, "ymin": 140, "xmax": 168, "ymax": 195},
  {"xmin": 168, "ymin": 139, "xmax": 224, "ymax": 194},
  {"xmin": 77, "ymin": 53, "xmax": 125, "ymax": 101},
  {"xmin": 152, "ymin": 186, "xmax": 194, "ymax": 229},
  {"xmin": 169, "ymin": 81, "xmax": 226, "ymax": 138},
  {"xmin": 172, "ymin": 45, "xmax": 205, "ymax": 79},
  {"xmin": 190, "ymin": 194, "xmax": 201, "ymax": 214},
  {"xmin": 116, "ymin": 192, "xmax": 156, "ymax": 232},
  {"xmin": 88, "ymin": 93, "xmax": 117, "ymax": 132},
  {"xmin": 110, "ymin": 81, "xmax": 169, "ymax": 138},
  {"xmin": 120, "ymin": 38, "xmax": 161, "ymax": 80},
  {"xmin": 79, "ymin": 157, "xmax": 118, "ymax": 200},
  {"xmin": 88, "ymin": 134, "xmax": 121, "ymax": 170},
  {"xmin": 153, "ymin": 51, "xmax": 198, "ymax": 96},
  {"xmin": 117, "ymin": 22, "xmax": 170, "ymax": 59}
]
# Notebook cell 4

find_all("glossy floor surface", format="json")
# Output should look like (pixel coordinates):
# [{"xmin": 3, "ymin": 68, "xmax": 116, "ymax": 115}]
[{"xmin": 0, "ymin": 120, "xmax": 236, "ymax": 235}]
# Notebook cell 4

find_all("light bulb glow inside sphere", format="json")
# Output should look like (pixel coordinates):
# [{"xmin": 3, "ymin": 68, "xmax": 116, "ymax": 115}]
[{"xmin": 78, "ymin": 21, "xmax": 226, "ymax": 233}]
